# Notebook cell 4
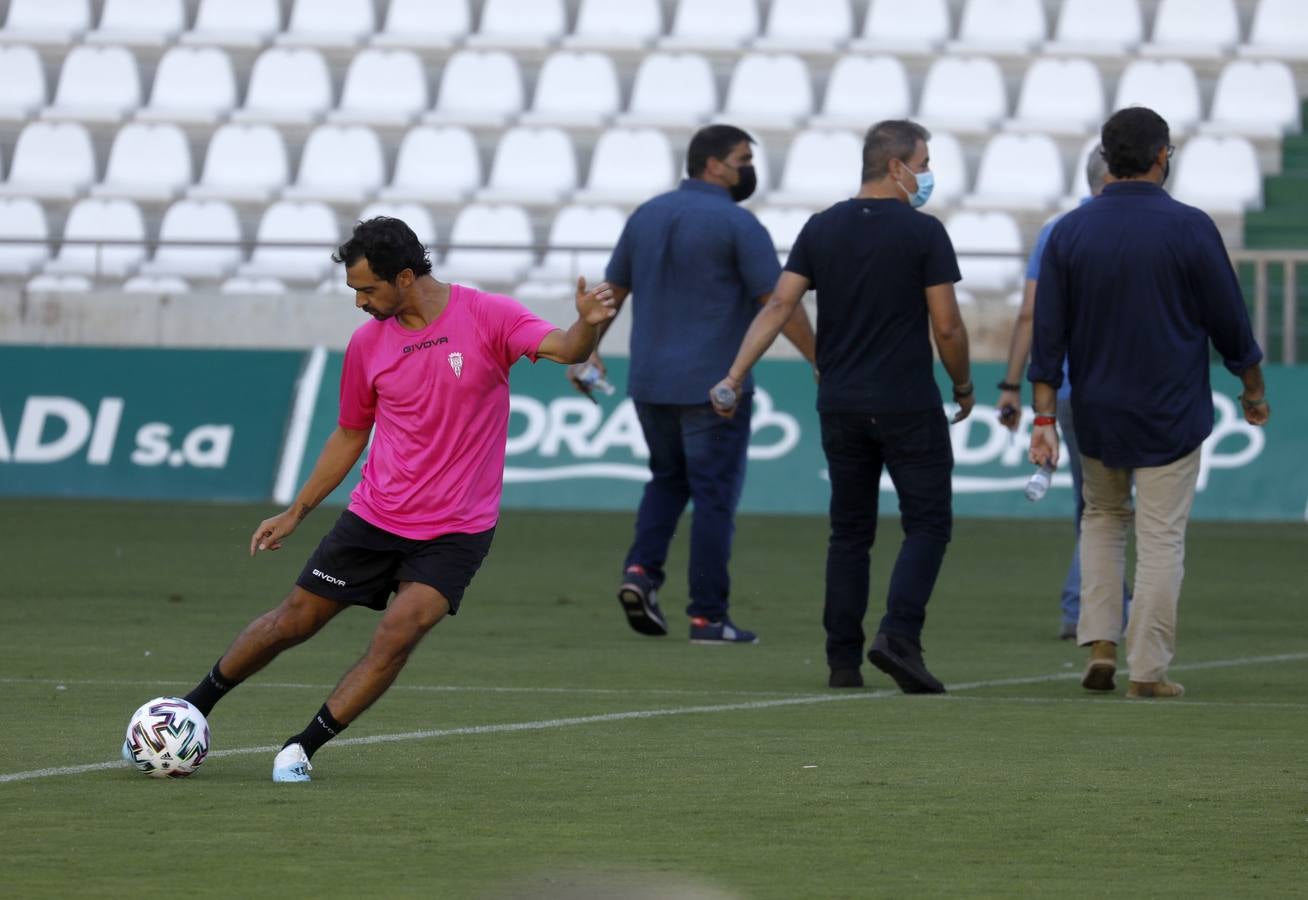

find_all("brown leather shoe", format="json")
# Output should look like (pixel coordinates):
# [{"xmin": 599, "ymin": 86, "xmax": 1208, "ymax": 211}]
[
  {"xmin": 1126, "ymin": 680, "xmax": 1186, "ymax": 699},
  {"xmin": 1081, "ymin": 640, "xmax": 1117, "ymax": 691}
]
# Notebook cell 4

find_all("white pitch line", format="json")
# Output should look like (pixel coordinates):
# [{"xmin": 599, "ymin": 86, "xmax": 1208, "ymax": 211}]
[
  {"xmin": 3, "ymin": 651, "xmax": 1306, "ymax": 786},
  {"xmin": 942, "ymin": 696, "xmax": 1308, "ymax": 711}
]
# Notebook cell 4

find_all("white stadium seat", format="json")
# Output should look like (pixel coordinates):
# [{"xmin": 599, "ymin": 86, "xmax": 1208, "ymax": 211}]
[
  {"xmin": 0, "ymin": 121, "xmax": 96, "ymax": 199},
  {"xmin": 182, "ymin": 0, "xmax": 282, "ymax": 49},
  {"xmin": 0, "ymin": 197, "xmax": 51, "ymax": 276},
  {"xmin": 42, "ymin": 44, "xmax": 141, "ymax": 123},
  {"xmin": 135, "ymin": 46, "xmax": 238, "ymax": 125},
  {"xmin": 237, "ymin": 201, "xmax": 340, "ymax": 281},
  {"xmin": 424, "ymin": 50, "xmax": 524, "ymax": 127},
  {"xmin": 564, "ymin": 0, "xmax": 662, "ymax": 50},
  {"xmin": 520, "ymin": 52, "xmax": 622, "ymax": 128},
  {"xmin": 965, "ymin": 133, "xmax": 1065, "ymax": 211},
  {"xmin": 1114, "ymin": 60, "xmax": 1202, "ymax": 135},
  {"xmin": 1242, "ymin": 0, "xmax": 1308, "ymax": 60},
  {"xmin": 85, "ymin": 0, "xmax": 186, "ymax": 47},
  {"xmin": 329, "ymin": 49, "xmax": 428, "ymax": 127},
  {"xmin": 1044, "ymin": 0, "xmax": 1142, "ymax": 56},
  {"xmin": 918, "ymin": 57, "xmax": 1008, "ymax": 134},
  {"xmin": 769, "ymin": 130, "xmax": 862, "ymax": 208},
  {"xmin": 277, "ymin": 0, "xmax": 376, "ymax": 49},
  {"xmin": 371, "ymin": 0, "xmax": 470, "ymax": 49},
  {"xmin": 27, "ymin": 274, "xmax": 93, "ymax": 292},
  {"xmin": 283, "ymin": 125, "xmax": 387, "ymax": 204},
  {"xmin": 0, "ymin": 0, "xmax": 91, "ymax": 45},
  {"xmin": 811, "ymin": 55, "xmax": 910, "ymax": 130},
  {"xmin": 358, "ymin": 202, "xmax": 438, "ymax": 246},
  {"xmin": 232, "ymin": 48, "xmax": 334, "ymax": 125},
  {"xmin": 467, "ymin": 0, "xmax": 566, "ymax": 48},
  {"xmin": 45, "ymin": 198, "xmax": 147, "ymax": 278},
  {"xmin": 946, "ymin": 211, "xmax": 1024, "ymax": 291},
  {"xmin": 378, "ymin": 126, "xmax": 482, "ymax": 204},
  {"xmin": 1203, "ymin": 61, "xmax": 1302, "ymax": 137},
  {"xmin": 221, "ymin": 276, "xmax": 286, "ymax": 294},
  {"xmin": 121, "ymin": 275, "xmax": 191, "ymax": 293},
  {"xmin": 92, "ymin": 123, "xmax": 194, "ymax": 202},
  {"xmin": 1141, "ymin": 0, "xmax": 1239, "ymax": 59},
  {"xmin": 188, "ymin": 124, "xmax": 290, "ymax": 203},
  {"xmin": 722, "ymin": 54, "xmax": 814, "ymax": 130},
  {"xmin": 617, "ymin": 53, "xmax": 717, "ymax": 128},
  {"xmin": 754, "ymin": 0, "xmax": 853, "ymax": 51},
  {"xmin": 851, "ymin": 0, "xmax": 950, "ymax": 54},
  {"xmin": 0, "ymin": 45, "xmax": 46, "ymax": 121},
  {"xmin": 1006, "ymin": 58, "xmax": 1105, "ymax": 136},
  {"xmin": 477, "ymin": 127, "xmax": 578, "ymax": 205},
  {"xmin": 755, "ymin": 206, "xmax": 814, "ymax": 266},
  {"xmin": 949, "ymin": 0, "xmax": 1047, "ymax": 54},
  {"xmin": 138, "ymin": 200, "xmax": 244, "ymax": 279},
  {"xmin": 442, "ymin": 203, "xmax": 536, "ymax": 284},
  {"xmin": 573, "ymin": 128, "xmax": 676, "ymax": 205},
  {"xmin": 660, "ymin": 0, "xmax": 760, "ymax": 51},
  {"xmin": 528, "ymin": 204, "xmax": 626, "ymax": 282},
  {"xmin": 1171, "ymin": 136, "xmax": 1262, "ymax": 214},
  {"xmin": 924, "ymin": 131, "xmax": 969, "ymax": 208}
]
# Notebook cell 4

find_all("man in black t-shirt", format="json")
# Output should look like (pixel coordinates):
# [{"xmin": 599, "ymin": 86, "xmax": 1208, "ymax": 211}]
[{"xmin": 712, "ymin": 119, "xmax": 973, "ymax": 693}]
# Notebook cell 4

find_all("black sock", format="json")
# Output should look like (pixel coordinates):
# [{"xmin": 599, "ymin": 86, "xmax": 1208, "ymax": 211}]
[
  {"xmin": 284, "ymin": 704, "xmax": 347, "ymax": 760},
  {"xmin": 184, "ymin": 659, "xmax": 241, "ymax": 717}
]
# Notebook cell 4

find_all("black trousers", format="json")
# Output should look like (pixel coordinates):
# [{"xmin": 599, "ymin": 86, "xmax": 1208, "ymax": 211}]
[{"xmin": 819, "ymin": 408, "xmax": 954, "ymax": 669}]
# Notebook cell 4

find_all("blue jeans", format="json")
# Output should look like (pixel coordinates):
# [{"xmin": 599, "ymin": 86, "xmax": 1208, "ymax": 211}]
[
  {"xmin": 820, "ymin": 408, "xmax": 954, "ymax": 669},
  {"xmin": 624, "ymin": 397, "xmax": 752, "ymax": 620},
  {"xmin": 1059, "ymin": 395, "xmax": 1131, "ymax": 628}
]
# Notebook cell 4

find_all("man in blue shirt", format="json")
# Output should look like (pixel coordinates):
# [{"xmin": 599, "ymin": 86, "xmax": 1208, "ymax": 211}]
[
  {"xmin": 572, "ymin": 124, "xmax": 816, "ymax": 644},
  {"xmin": 1029, "ymin": 107, "xmax": 1269, "ymax": 699},
  {"xmin": 713, "ymin": 120, "xmax": 974, "ymax": 692},
  {"xmin": 996, "ymin": 146, "xmax": 1130, "ymax": 640}
]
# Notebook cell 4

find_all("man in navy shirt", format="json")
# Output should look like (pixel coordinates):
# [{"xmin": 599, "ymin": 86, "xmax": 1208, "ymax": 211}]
[
  {"xmin": 1029, "ymin": 107, "xmax": 1270, "ymax": 699},
  {"xmin": 713, "ymin": 120, "xmax": 973, "ymax": 692},
  {"xmin": 573, "ymin": 124, "xmax": 816, "ymax": 644}
]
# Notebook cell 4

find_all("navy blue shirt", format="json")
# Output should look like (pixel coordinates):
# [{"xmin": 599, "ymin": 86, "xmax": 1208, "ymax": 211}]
[
  {"xmin": 605, "ymin": 179, "xmax": 781, "ymax": 404},
  {"xmin": 1029, "ymin": 181, "xmax": 1262, "ymax": 468},
  {"xmin": 785, "ymin": 198, "xmax": 961, "ymax": 414}
]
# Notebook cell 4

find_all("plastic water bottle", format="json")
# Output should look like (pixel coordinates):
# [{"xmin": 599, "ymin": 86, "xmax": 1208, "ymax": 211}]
[
  {"xmin": 1024, "ymin": 461, "xmax": 1056, "ymax": 502},
  {"xmin": 575, "ymin": 362, "xmax": 615, "ymax": 395},
  {"xmin": 710, "ymin": 384, "xmax": 738, "ymax": 410}
]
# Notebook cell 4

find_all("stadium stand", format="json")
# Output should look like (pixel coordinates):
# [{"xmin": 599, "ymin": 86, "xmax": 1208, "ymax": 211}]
[{"xmin": 0, "ymin": 0, "xmax": 1301, "ymax": 362}]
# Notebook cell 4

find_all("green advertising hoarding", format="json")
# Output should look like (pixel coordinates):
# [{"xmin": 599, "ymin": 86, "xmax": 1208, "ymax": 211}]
[
  {"xmin": 291, "ymin": 353, "xmax": 1308, "ymax": 522},
  {"xmin": 0, "ymin": 347, "xmax": 302, "ymax": 502}
]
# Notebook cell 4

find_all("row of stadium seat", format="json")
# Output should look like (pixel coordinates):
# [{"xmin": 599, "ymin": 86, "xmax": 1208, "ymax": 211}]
[
  {"xmin": 2, "ymin": 43, "xmax": 1301, "ymax": 139},
  {"xmin": 2, "ymin": 0, "xmax": 1305, "ymax": 59},
  {"xmin": 0, "ymin": 193, "xmax": 1214, "ymax": 296},
  {"xmin": 0, "ymin": 119, "xmax": 1267, "ymax": 215}
]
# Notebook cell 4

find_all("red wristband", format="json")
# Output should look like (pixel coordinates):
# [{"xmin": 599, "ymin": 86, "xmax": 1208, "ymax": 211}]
[{"xmin": 1033, "ymin": 415, "xmax": 1056, "ymax": 427}]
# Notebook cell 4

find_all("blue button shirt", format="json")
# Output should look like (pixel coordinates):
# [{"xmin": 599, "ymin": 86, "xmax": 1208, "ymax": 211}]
[
  {"xmin": 606, "ymin": 179, "xmax": 781, "ymax": 404},
  {"xmin": 1029, "ymin": 181, "xmax": 1263, "ymax": 468},
  {"xmin": 1027, "ymin": 201, "xmax": 1093, "ymax": 400}
]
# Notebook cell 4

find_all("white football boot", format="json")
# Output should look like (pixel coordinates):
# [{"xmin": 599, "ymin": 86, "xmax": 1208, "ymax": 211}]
[{"xmin": 272, "ymin": 742, "xmax": 313, "ymax": 783}]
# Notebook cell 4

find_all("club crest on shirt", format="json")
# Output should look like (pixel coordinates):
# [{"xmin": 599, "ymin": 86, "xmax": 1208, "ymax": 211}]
[{"xmin": 448, "ymin": 352, "xmax": 463, "ymax": 378}]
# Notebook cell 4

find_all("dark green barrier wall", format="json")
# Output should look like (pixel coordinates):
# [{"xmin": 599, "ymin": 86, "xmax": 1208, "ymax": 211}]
[{"xmin": 0, "ymin": 347, "xmax": 302, "ymax": 501}]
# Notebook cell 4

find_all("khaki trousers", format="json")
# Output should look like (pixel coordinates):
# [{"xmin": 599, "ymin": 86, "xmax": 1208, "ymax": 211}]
[{"xmin": 1077, "ymin": 447, "xmax": 1201, "ymax": 683}]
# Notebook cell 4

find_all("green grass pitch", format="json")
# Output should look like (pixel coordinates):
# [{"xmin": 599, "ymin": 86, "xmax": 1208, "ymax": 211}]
[{"xmin": 1, "ymin": 498, "xmax": 1305, "ymax": 899}]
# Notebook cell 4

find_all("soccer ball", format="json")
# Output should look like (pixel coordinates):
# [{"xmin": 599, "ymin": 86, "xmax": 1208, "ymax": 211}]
[{"xmin": 123, "ymin": 697, "xmax": 211, "ymax": 778}]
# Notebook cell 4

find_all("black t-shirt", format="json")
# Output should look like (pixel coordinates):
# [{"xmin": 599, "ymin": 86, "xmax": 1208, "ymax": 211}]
[{"xmin": 785, "ymin": 199, "xmax": 961, "ymax": 414}]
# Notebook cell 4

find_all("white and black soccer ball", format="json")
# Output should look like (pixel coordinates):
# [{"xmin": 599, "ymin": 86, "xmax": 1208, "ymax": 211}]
[{"xmin": 123, "ymin": 697, "xmax": 211, "ymax": 778}]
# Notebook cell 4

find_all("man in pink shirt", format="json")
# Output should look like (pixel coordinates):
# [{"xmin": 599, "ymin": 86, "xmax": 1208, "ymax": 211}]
[{"xmin": 166, "ymin": 217, "xmax": 615, "ymax": 782}]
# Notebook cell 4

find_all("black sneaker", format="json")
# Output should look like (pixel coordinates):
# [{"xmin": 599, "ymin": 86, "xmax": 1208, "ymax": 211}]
[
  {"xmin": 828, "ymin": 667, "xmax": 864, "ymax": 689},
  {"xmin": 868, "ymin": 633, "xmax": 946, "ymax": 694},
  {"xmin": 617, "ymin": 566, "xmax": 667, "ymax": 637}
]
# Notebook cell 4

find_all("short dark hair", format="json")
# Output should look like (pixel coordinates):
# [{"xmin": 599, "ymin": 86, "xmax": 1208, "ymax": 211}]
[
  {"xmin": 332, "ymin": 216, "xmax": 432, "ymax": 282},
  {"xmin": 862, "ymin": 120, "xmax": 931, "ymax": 182},
  {"xmin": 686, "ymin": 124, "xmax": 754, "ymax": 178},
  {"xmin": 1100, "ymin": 107, "xmax": 1170, "ymax": 179}
]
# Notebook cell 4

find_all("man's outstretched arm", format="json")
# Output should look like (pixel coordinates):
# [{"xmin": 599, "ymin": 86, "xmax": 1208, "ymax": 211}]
[{"xmin": 250, "ymin": 426, "xmax": 371, "ymax": 556}]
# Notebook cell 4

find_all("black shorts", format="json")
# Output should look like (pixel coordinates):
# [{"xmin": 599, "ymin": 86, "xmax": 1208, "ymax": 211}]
[{"xmin": 296, "ymin": 510, "xmax": 495, "ymax": 614}]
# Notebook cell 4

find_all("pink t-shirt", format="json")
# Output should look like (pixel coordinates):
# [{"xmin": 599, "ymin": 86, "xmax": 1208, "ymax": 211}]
[{"xmin": 338, "ymin": 284, "xmax": 558, "ymax": 539}]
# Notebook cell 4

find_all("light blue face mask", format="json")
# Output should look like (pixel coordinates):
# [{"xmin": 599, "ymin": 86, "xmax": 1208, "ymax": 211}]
[{"xmin": 895, "ymin": 165, "xmax": 935, "ymax": 208}]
